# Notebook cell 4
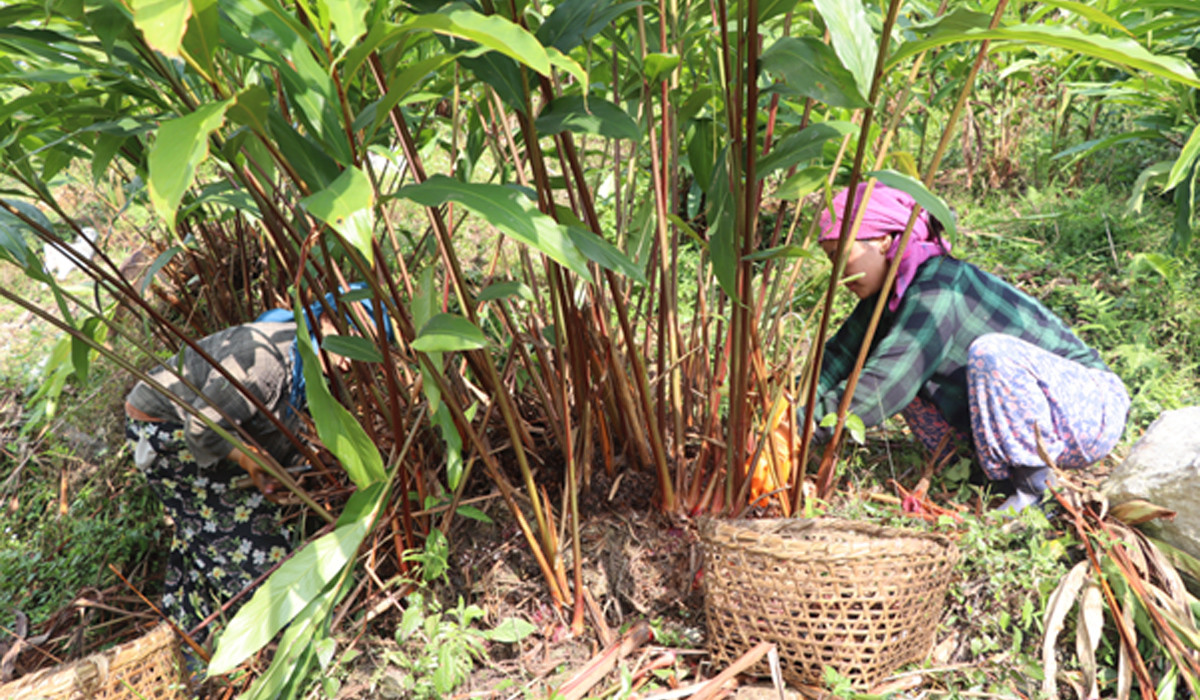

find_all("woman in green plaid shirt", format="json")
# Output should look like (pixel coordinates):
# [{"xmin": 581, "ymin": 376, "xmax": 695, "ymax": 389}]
[{"xmin": 816, "ymin": 183, "xmax": 1129, "ymax": 513}]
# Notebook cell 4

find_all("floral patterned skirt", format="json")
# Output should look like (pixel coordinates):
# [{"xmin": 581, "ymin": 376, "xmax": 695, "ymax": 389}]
[
  {"xmin": 126, "ymin": 418, "xmax": 293, "ymax": 637},
  {"xmin": 901, "ymin": 333, "xmax": 1129, "ymax": 482}
]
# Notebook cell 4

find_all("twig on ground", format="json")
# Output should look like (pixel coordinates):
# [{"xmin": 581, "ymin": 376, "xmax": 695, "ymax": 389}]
[
  {"xmin": 106, "ymin": 563, "xmax": 208, "ymax": 662},
  {"xmin": 641, "ymin": 678, "xmax": 738, "ymax": 700},
  {"xmin": 554, "ymin": 620, "xmax": 654, "ymax": 700},
  {"xmin": 689, "ymin": 641, "xmax": 774, "ymax": 700}
]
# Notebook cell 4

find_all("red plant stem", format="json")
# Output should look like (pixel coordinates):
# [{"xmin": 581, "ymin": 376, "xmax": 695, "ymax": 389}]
[
  {"xmin": 1084, "ymin": 499, "xmax": 1200, "ymax": 685},
  {"xmin": 527, "ymin": 66, "xmax": 675, "ymax": 510},
  {"xmin": 810, "ymin": 0, "xmax": 906, "ymax": 498}
]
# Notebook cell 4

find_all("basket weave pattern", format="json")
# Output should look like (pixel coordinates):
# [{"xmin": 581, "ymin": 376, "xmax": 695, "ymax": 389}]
[
  {"xmin": 0, "ymin": 623, "xmax": 188, "ymax": 700},
  {"xmin": 700, "ymin": 517, "xmax": 958, "ymax": 689}
]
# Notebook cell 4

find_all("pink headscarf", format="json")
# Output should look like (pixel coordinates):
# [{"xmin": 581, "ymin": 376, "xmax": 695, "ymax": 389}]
[{"xmin": 818, "ymin": 183, "xmax": 950, "ymax": 311}]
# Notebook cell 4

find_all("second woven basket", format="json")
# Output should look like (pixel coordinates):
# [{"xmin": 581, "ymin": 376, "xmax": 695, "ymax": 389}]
[
  {"xmin": 700, "ymin": 517, "xmax": 958, "ymax": 689},
  {"xmin": 0, "ymin": 623, "xmax": 189, "ymax": 700}
]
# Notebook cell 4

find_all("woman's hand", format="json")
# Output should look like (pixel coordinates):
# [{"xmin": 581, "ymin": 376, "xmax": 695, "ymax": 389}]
[{"xmin": 229, "ymin": 444, "xmax": 288, "ymax": 502}]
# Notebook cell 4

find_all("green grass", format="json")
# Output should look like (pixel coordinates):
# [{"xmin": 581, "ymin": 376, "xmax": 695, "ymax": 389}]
[
  {"xmin": 0, "ymin": 174, "xmax": 167, "ymax": 638},
  {"xmin": 0, "ymin": 405, "xmax": 165, "ymax": 633}
]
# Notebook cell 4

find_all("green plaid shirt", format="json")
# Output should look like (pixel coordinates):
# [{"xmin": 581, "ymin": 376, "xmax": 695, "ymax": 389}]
[{"xmin": 814, "ymin": 256, "xmax": 1109, "ymax": 440}]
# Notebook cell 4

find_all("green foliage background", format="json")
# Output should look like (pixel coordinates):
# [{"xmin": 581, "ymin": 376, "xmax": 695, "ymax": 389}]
[{"xmin": 0, "ymin": 0, "xmax": 1198, "ymax": 696}]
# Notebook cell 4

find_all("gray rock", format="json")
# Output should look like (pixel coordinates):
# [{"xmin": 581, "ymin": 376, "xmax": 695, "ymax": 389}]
[{"xmin": 1103, "ymin": 406, "xmax": 1200, "ymax": 560}]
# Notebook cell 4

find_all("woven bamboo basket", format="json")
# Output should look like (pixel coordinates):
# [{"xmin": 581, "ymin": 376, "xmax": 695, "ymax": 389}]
[
  {"xmin": 0, "ymin": 623, "xmax": 190, "ymax": 700},
  {"xmin": 700, "ymin": 517, "xmax": 959, "ymax": 689}
]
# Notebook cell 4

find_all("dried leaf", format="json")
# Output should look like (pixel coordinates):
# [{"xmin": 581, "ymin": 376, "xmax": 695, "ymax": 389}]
[
  {"xmin": 1118, "ymin": 639, "xmax": 1132, "ymax": 700},
  {"xmin": 1077, "ymin": 581, "xmax": 1105, "ymax": 700},
  {"xmin": 0, "ymin": 611, "xmax": 29, "ymax": 682},
  {"xmin": 1118, "ymin": 574, "xmax": 1137, "ymax": 700},
  {"xmin": 1044, "ymin": 560, "xmax": 1092, "ymax": 699},
  {"xmin": 1146, "ymin": 584, "xmax": 1200, "ymax": 648},
  {"xmin": 1148, "ymin": 536, "xmax": 1200, "ymax": 585},
  {"xmin": 871, "ymin": 674, "xmax": 925, "ymax": 695},
  {"xmin": 931, "ymin": 631, "xmax": 958, "ymax": 665},
  {"xmin": 1117, "ymin": 525, "xmax": 1150, "ymax": 582},
  {"xmin": 1139, "ymin": 532, "xmax": 1193, "ymax": 619},
  {"xmin": 1110, "ymin": 499, "xmax": 1177, "ymax": 526},
  {"xmin": 0, "ymin": 638, "xmax": 22, "ymax": 682}
]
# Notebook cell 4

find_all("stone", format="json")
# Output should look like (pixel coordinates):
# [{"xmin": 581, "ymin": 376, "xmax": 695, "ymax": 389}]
[{"xmin": 1102, "ymin": 406, "xmax": 1200, "ymax": 561}]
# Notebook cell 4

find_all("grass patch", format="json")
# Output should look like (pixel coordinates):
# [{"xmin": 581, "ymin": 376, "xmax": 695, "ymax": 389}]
[{"xmin": 0, "ymin": 385, "xmax": 165, "ymax": 633}]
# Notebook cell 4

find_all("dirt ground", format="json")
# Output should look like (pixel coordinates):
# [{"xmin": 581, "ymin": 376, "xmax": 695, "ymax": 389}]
[{"xmin": 329, "ymin": 465, "xmax": 715, "ymax": 698}]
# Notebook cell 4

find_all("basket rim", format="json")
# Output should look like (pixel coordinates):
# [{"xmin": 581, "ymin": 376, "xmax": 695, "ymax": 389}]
[{"xmin": 699, "ymin": 515, "xmax": 958, "ymax": 561}]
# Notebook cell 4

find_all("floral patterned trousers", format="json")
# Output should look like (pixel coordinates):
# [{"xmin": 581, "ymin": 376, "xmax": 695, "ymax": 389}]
[
  {"xmin": 126, "ymin": 418, "xmax": 293, "ymax": 637},
  {"xmin": 900, "ymin": 333, "xmax": 1130, "ymax": 482}
]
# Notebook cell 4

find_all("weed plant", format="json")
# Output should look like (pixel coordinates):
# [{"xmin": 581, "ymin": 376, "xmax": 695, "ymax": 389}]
[
  {"xmin": 306, "ymin": 553, "xmax": 537, "ymax": 699},
  {"xmin": 0, "ymin": 282, "xmax": 163, "ymax": 638},
  {"xmin": 941, "ymin": 509, "xmax": 1070, "ymax": 694}
]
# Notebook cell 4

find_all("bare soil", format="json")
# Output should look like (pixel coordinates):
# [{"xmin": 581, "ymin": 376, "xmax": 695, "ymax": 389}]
[{"xmin": 331, "ymin": 465, "xmax": 713, "ymax": 698}]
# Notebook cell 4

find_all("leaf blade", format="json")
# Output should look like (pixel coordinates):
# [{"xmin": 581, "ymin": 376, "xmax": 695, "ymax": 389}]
[
  {"xmin": 207, "ymin": 484, "xmax": 384, "ymax": 675},
  {"xmin": 397, "ymin": 176, "xmax": 591, "ymax": 276},
  {"xmin": 1167, "ymin": 122, "xmax": 1200, "ymax": 191},
  {"xmin": 888, "ymin": 24, "xmax": 1200, "ymax": 89},
  {"xmin": 148, "ymin": 99, "xmax": 234, "ymax": 228},
  {"xmin": 813, "ymin": 0, "xmax": 877, "ymax": 101},
  {"xmin": 760, "ymin": 36, "xmax": 869, "ymax": 108},
  {"xmin": 301, "ymin": 166, "xmax": 376, "ymax": 265},
  {"xmin": 404, "ymin": 7, "xmax": 550, "ymax": 75},
  {"xmin": 535, "ymin": 95, "xmax": 641, "ymax": 141},
  {"xmin": 295, "ymin": 304, "xmax": 386, "ymax": 487},
  {"xmin": 867, "ymin": 169, "xmax": 959, "ymax": 246},
  {"xmin": 132, "ymin": 0, "xmax": 192, "ymax": 58},
  {"xmin": 412, "ymin": 313, "xmax": 488, "ymax": 353},
  {"xmin": 325, "ymin": 0, "xmax": 367, "ymax": 48},
  {"xmin": 486, "ymin": 617, "xmax": 536, "ymax": 643},
  {"xmin": 536, "ymin": 0, "xmax": 640, "ymax": 52}
]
